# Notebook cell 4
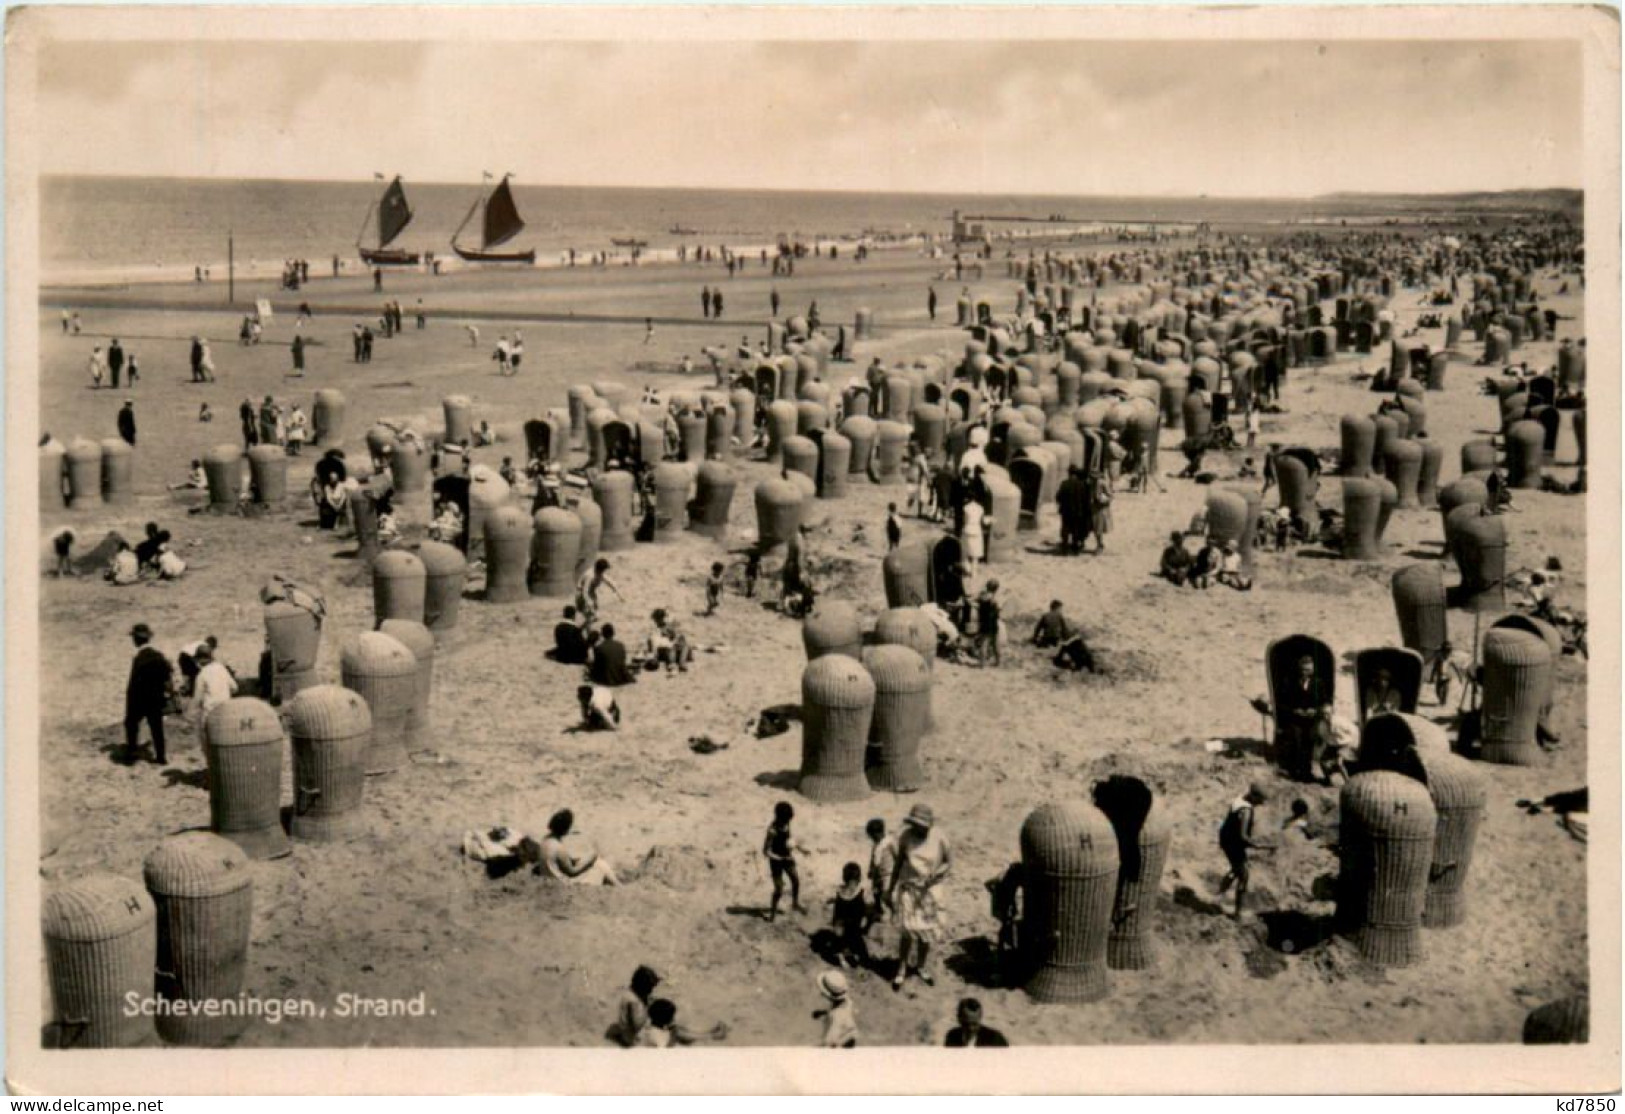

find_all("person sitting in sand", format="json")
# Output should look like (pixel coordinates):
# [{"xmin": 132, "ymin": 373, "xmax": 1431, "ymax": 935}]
[
  {"xmin": 1216, "ymin": 541, "xmax": 1252, "ymax": 591},
  {"xmin": 1189, "ymin": 539, "xmax": 1218, "ymax": 590},
  {"xmin": 1159, "ymin": 531, "xmax": 1194, "ymax": 585},
  {"xmin": 154, "ymin": 536, "xmax": 187, "ymax": 580},
  {"xmin": 576, "ymin": 684, "xmax": 621, "ymax": 732},
  {"xmin": 1031, "ymin": 600, "xmax": 1074, "ymax": 648},
  {"xmin": 553, "ymin": 606, "xmax": 589, "ymax": 665},
  {"xmin": 645, "ymin": 609, "xmax": 693, "ymax": 673},
  {"xmin": 105, "ymin": 540, "xmax": 140, "ymax": 586},
  {"xmin": 609, "ymin": 966, "xmax": 727, "ymax": 1048},
  {"xmin": 169, "ymin": 460, "xmax": 208, "ymax": 493},
  {"xmin": 588, "ymin": 623, "xmax": 635, "ymax": 687},
  {"xmin": 537, "ymin": 808, "xmax": 620, "ymax": 885}
]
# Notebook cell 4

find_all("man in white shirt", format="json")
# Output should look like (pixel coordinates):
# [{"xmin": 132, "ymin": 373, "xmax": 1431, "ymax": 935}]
[{"xmin": 192, "ymin": 645, "xmax": 238, "ymax": 735}]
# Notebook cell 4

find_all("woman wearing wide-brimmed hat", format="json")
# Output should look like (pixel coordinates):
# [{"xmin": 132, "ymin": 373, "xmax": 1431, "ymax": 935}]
[{"xmin": 886, "ymin": 803, "xmax": 953, "ymax": 992}]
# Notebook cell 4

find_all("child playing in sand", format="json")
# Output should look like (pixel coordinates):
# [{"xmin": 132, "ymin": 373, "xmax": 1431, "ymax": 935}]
[
  {"xmin": 743, "ymin": 548, "xmax": 761, "ymax": 599},
  {"xmin": 576, "ymin": 559, "xmax": 624, "ymax": 625},
  {"xmin": 764, "ymin": 801, "xmax": 807, "ymax": 922},
  {"xmin": 829, "ymin": 862, "xmax": 872, "ymax": 969},
  {"xmin": 1217, "ymin": 783, "xmax": 1274, "ymax": 920},
  {"xmin": 704, "ymin": 561, "xmax": 725, "ymax": 616},
  {"xmin": 813, "ymin": 972, "xmax": 858, "ymax": 1048}
]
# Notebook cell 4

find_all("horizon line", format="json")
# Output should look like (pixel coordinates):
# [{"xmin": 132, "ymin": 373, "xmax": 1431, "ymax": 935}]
[{"xmin": 40, "ymin": 171, "xmax": 1584, "ymax": 204}]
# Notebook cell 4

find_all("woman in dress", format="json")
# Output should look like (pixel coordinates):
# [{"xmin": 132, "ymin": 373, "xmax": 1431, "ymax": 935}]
[{"xmin": 886, "ymin": 803, "xmax": 952, "ymax": 991}]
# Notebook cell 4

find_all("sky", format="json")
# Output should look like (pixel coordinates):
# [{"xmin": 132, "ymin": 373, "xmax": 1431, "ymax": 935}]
[{"xmin": 36, "ymin": 39, "xmax": 1583, "ymax": 197}]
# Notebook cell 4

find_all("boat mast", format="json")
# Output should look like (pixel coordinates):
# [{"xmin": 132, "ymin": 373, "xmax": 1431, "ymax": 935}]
[
  {"xmin": 356, "ymin": 200, "xmax": 378, "ymax": 249},
  {"xmin": 452, "ymin": 172, "xmax": 492, "ymax": 250}
]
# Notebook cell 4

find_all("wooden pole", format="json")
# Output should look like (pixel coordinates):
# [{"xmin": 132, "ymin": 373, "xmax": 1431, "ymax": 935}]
[{"xmin": 228, "ymin": 232, "xmax": 235, "ymax": 305}]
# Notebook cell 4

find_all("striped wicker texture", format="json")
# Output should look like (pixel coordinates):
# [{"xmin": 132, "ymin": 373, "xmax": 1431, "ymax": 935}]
[
  {"xmin": 1371, "ymin": 414, "xmax": 1400, "ymax": 475},
  {"xmin": 1414, "ymin": 751, "xmax": 1487, "ymax": 928},
  {"xmin": 284, "ymin": 685, "xmax": 370, "ymax": 842},
  {"xmin": 43, "ymin": 874, "xmax": 156, "ymax": 1048},
  {"xmin": 590, "ymin": 471, "xmax": 634, "ymax": 552},
  {"xmin": 703, "ymin": 407, "xmax": 733, "ymax": 461},
  {"xmin": 1506, "ymin": 421, "xmax": 1545, "ymax": 489},
  {"xmin": 651, "ymin": 462, "xmax": 692, "ymax": 541},
  {"xmin": 1020, "ymin": 802, "xmax": 1120, "ymax": 1003},
  {"xmin": 378, "ymin": 619, "xmax": 435, "ymax": 752},
  {"xmin": 572, "ymin": 498, "xmax": 603, "ymax": 577},
  {"xmin": 340, "ymin": 632, "xmax": 417, "ymax": 775},
  {"xmin": 753, "ymin": 478, "xmax": 803, "ymax": 549},
  {"xmin": 482, "ymin": 506, "xmax": 533, "ymax": 602},
  {"xmin": 1438, "ymin": 477, "xmax": 1489, "ymax": 546},
  {"xmin": 1056, "ymin": 363, "xmax": 1083, "ymax": 408},
  {"xmin": 802, "ymin": 602, "xmax": 863, "ymax": 662},
  {"xmin": 871, "ymin": 421, "xmax": 910, "ymax": 485},
  {"xmin": 1480, "ymin": 629, "xmax": 1551, "ymax": 766},
  {"xmin": 246, "ymin": 444, "xmax": 287, "ymax": 503},
  {"xmin": 1276, "ymin": 456, "xmax": 1317, "ymax": 522},
  {"xmin": 438, "ymin": 395, "xmax": 472, "ymax": 445},
  {"xmin": 1372, "ymin": 476, "xmax": 1399, "ymax": 541},
  {"xmin": 1338, "ymin": 771, "xmax": 1437, "ymax": 966},
  {"xmin": 312, "ymin": 389, "xmax": 346, "ymax": 446},
  {"xmin": 689, "ymin": 464, "xmax": 736, "ymax": 539},
  {"xmin": 1458, "ymin": 441, "xmax": 1496, "ymax": 477},
  {"xmin": 1223, "ymin": 485, "xmax": 1263, "ymax": 575},
  {"xmin": 1390, "ymin": 564, "xmax": 1448, "ymax": 658},
  {"xmin": 1106, "ymin": 803, "xmax": 1170, "ymax": 971},
  {"xmin": 670, "ymin": 412, "xmax": 704, "ymax": 464},
  {"xmin": 863, "ymin": 644, "xmax": 931, "ymax": 792},
  {"xmin": 1182, "ymin": 392, "xmax": 1212, "ymax": 442},
  {"xmin": 875, "ymin": 607, "xmax": 937, "ymax": 673},
  {"xmin": 583, "ymin": 408, "xmax": 618, "ymax": 470},
  {"xmin": 794, "ymin": 402, "xmax": 827, "ymax": 437},
  {"xmin": 528, "ymin": 507, "xmax": 582, "ymax": 598},
  {"xmin": 912, "ymin": 405, "xmax": 947, "ymax": 463},
  {"xmin": 417, "ymin": 540, "xmax": 467, "ymax": 632},
  {"xmin": 143, "ymin": 832, "xmax": 253, "ymax": 1046},
  {"xmin": 798, "ymin": 656, "xmax": 876, "ymax": 803},
  {"xmin": 41, "ymin": 441, "xmax": 66, "ymax": 509},
  {"xmin": 1417, "ymin": 441, "xmax": 1444, "ymax": 508},
  {"xmin": 1383, "ymin": 440, "xmax": 1424, "ymax": 509},
  {"xmin": 388, "ymin": 440, "xmax": 430, "ymax": 493},
  {"xmin": 1157, "ymin": 371, "xmax": 1188, "ymax": 428},
  {"xmin": 986, "ymin": 479, "xmax": 1021, "ymax": 563},
  {"xmin": 817, "ymin": 433, "xmax": 851, "ymax": 499},
  {"xmin": 202, "ymin": 444, "xmax": 242, "ymax": 509},
  {"xmin": 371, "ymin": 550, "xmax": 426, "ymax": 627},
  {"xmin": 1341, "ymin": 478, "xmax": 1381, "ymax": 559},
  {"xmin": 764, "ymin": 400, "xmax": 798, "ymax": 461},
  {"xmin": 883, "ymin": 544, "xmax": 931, "ymax": 609},
  {"xmin": 1206, "ymin": 489, "xmax": 1249, "ymax": 548},
  {"xmin": 264, "ymin": 600, "xmax": 322, "ymax": 698},
  {"xmin": 203, "ymin": 697, "xmax": 290, "ymax": 860},
  {"xmin": 1398, "ymin": 396, "xmax": 1428, "ymax": 437},
  {"xmin": 882, "ymin": 375, "xmax": 914, "ymax": 422},
  {"xmin": 99, "ymin": 438, "xmax": 134, "ymax": 505},
  {"xmin": 1523, "ymin": 996, "xmax": 1590, "ymax": 1044},
  {"xmin": 1453, "ymin": 513, "xmax": 1508, "ymax": 612},
  {"xmin": 781, "ymin": 436, "xmax": 818, "ymax": 486},
  {"xmin": 1556, "ymin": 343, "xmax": 1586, "ymax": 390}
]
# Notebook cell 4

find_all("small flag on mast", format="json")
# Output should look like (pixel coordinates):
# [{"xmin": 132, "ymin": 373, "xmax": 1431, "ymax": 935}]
[{"xmin": 374, "ymin": 172, "xmax": 386, "ymax": 181}]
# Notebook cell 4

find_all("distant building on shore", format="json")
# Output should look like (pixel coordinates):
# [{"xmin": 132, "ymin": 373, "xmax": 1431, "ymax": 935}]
[{"xmin": 951, "ymin": 210, "xmax": 988, "ymax": 246}]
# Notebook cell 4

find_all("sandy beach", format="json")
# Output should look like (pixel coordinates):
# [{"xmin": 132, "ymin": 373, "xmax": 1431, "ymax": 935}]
[{"xmin": 35, "ymin": 233, "xmax": 1590, "ymax": 1050}]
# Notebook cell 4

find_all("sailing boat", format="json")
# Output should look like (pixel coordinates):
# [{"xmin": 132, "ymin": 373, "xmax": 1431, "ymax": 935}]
[
  {"xmin": 357, "ymin": 175, "xmax": 421, "ymax": 266},
  {"xmin": 452, "ymin": 173, "xmax": 536, "ymax": 264}
]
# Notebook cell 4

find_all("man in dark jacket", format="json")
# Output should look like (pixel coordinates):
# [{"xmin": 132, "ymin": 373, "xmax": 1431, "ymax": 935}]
[
  {"xmin": 588, "ymin": 623, "xmax": 634, "ymax": 687},
  {"xmin": 124, "ymin": 623, "xmax": 173, "ymax": 764},
  {"xmin": 108, "ymin": 339, "xmax": 125, "ymax": 389},
  {"xmin": 553, "ymin": 606, "xmax": 589, "ymax": 665},
  {"xmin": 240, "ymin": 399, "xmax": 259, "ymax": 448},
  {"xmin": 190, "ymin": 336, "xmax": 204, "ymax": 382},
  {"xmin": 944, "ymin": 999, "xmax": 1009, "ymax": 1047},
  {"xmin": 1055, "ymin": 467, "xmax": 1091, "ymax": 554},
  {"xmin": 117, "ymin": 401, "xmax": 137, "ymax": 447}
]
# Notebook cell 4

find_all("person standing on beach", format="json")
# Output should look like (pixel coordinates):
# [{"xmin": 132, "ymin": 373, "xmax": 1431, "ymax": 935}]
[
  {"xmin": 701, "ymin": 287, "xmax": 712, "ymax": 319},
  {"xmin": 352, "ymin": 324, "xmax": 364, "ymax": 363},
  {"xmin": 108, "ymin": 340, "xmax": 125, "ymax": 389},
  {"xmin": 713, "ymin": 289, "xmax": 724, "ymax": 319},
  {"xmin": 190, "ymin": 336, "xmax": 204, "ymax": 382},
  {"xmin": 887, "ymin": 803, "xmax": 951, "ymax": 990},
  {"xmin": 361, "ymin": 327, "xmax": 374, "ymax": 363},
  {"xmin": 770, "ymin": 287, "xmax": 781, "ymax": 318},
  {"xmin": 88, "ymin": 347, "xmax": 105, "ymax": 389},
  {"xmin": 61, "ymin": 309, "xmax": 70, "ymax": 334},
  {"xmin": 643, "ymin": 318, "xmax": 654, "ymax": 345},
  {"xmin": 126, "ymin": 354, "xmax": 140, "ymax": 387},
  {"xmin": 240, "ymin": 399, "xmax": 258, "ymax": 449},
  {"xmin": 291, "ymin": 334, "xmax": 306, "ymax": 377},
  {"xmin": 373, "ymin": 268, "xmax": 383, "ymax": 293},
  {"xmin": 117, "ymin": 400, "xmax": 137, "ymax": 447},
  {"xmin": 928, "ymin": 286, "xmax": 938, "ymax": 322},
  {"xmin": 124, "ymin": 623, "xmax": 173, "ymax": 766}
]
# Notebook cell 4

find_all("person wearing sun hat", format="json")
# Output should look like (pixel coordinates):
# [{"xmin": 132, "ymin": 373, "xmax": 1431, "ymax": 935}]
[
  {"xmin": 886, "ymin": 803, "xmax": 953, "ymax": 991},
  {"xmin": 813, "ymin": 971, "xmax": 858, "ymax": 1048}
]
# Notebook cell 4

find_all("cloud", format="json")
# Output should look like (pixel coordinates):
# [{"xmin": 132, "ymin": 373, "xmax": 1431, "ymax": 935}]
[{"xmin": 36, "ymin": 38, "xmax": 1582, "ymax": 194}]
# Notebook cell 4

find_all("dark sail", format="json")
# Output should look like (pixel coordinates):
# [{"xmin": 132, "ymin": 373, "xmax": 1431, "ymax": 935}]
[
  {"xmin": 482, "ymin": 177, "xmax": 525, "ymax": 250},
  {"xmin": 378, "ymin": 177, "xmax": 413, "ymax": 248}
]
